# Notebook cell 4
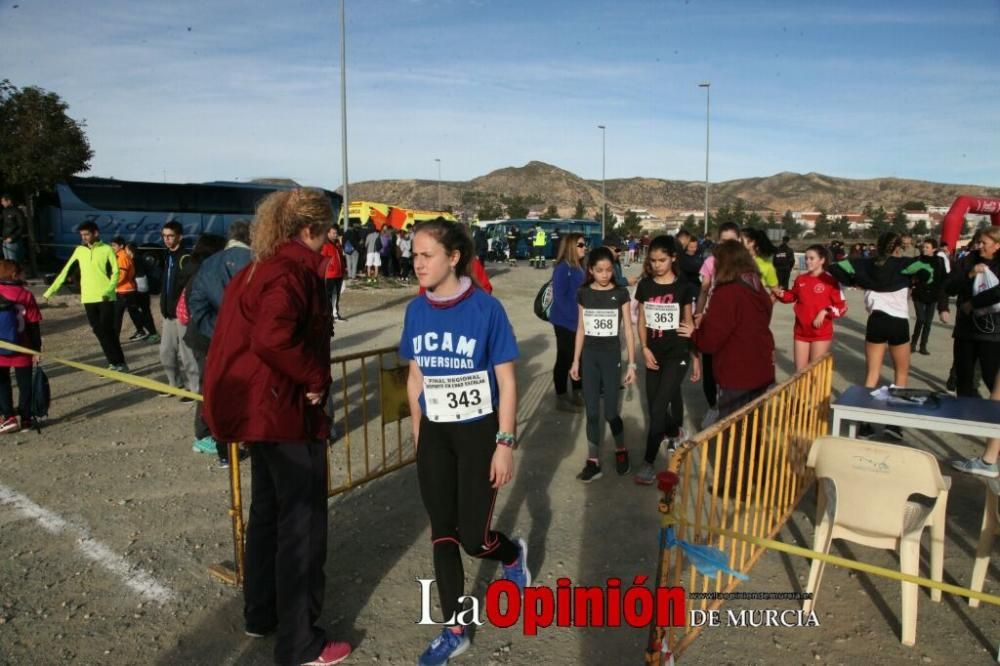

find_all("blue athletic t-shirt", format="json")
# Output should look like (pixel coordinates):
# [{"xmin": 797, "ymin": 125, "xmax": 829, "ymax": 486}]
[{"xmin": 399, "ymin": 287, "xmax": 519, "ymax": 421}]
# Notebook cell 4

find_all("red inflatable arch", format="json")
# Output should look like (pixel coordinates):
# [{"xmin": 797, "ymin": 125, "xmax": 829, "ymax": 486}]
[{"xmin": 940, "ymin": 195, "xmax": 1000, "ymax": 252}]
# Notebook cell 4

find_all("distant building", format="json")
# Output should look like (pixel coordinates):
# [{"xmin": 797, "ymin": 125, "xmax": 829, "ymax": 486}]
[
  {"xmin": 795, "ymin": 212, "xmax": 821, "ymax": 229},
  {"xmin": 626, "ymin": 208, "xmax": 655, "ymax": 220},
  {"xmin": 904, "ymin": 211, "xmax": 931, "ymax": 224}
]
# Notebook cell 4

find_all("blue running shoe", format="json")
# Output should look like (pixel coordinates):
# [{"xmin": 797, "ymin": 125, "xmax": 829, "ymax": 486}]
[
  {"xmin": 418, "ymin": 628, "xmax": 469, "ymax": 666},
  {"xmin": 192, "ymin": 436, "xmax": 217, "ymax": 454},
  {"xmin": 502, "ymin": 538, "xmax": 532, "ymax": 590}
]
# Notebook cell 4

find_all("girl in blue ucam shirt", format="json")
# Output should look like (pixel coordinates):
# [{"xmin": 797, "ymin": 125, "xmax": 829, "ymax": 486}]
[{"xmin": 399, "ymin": 219, "xmax": 530, "ymax": 666}]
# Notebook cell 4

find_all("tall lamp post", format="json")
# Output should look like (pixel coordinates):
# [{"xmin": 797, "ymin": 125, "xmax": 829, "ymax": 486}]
[
  {"xmin": 434, "ymin": 158, "xmax": 442, "ymax": 210},
  {"xmin": 698, "ymin": 82, "xmax": 710, "ymax": 236},
  {"xmin": 340, "ymin": 0, "xmax": 350, "ymax": 227},
  {"xmin": 598, "ymin": 124, "xmax": 606, "ymax": 239}
]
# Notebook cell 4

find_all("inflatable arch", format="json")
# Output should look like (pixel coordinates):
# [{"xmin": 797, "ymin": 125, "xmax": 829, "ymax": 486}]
[{"xmin": 940, "ymin": 195, "xmax": 1000, "ymax": 252}]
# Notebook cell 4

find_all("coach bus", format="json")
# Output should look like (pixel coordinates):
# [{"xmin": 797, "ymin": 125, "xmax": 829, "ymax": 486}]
[
  {"xmin": 37, "ymin": 177, "xmax": 343, "ymax": 260},
  {"xmin": 485, "ymin": 219, "xmax": 602, "ymax": 260}
]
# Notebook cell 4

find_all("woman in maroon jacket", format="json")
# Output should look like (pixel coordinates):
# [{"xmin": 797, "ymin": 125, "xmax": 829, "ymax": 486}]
[
  {"xmin": 680, "ymin": 240, "xmax": 775, "ymax": 419},
  {"xmin": 202, "ymin": 189, "xmax": 350, "ymax": 666}
]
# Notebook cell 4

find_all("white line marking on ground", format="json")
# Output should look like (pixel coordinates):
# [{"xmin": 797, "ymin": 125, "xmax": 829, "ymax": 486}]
[{"xmin": 0, "ymin": 482, "xmax": 175, "ymax": 604}]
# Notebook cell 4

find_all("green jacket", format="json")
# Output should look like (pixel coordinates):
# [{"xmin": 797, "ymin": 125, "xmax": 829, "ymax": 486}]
[{"xmin": 44, "ymin": 241, "xmax": 119, "ymax": 304}]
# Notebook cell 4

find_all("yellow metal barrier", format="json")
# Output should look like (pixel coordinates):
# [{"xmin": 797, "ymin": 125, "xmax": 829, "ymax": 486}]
[
  {"xmin": 647, "ymin": 353, "xmax": 834, "ymax": 663},
  {"xmin": 209, "ymin": 345, "xmax": 412, "ymax": 585},
  {"xmin": 328, "ymin": 345, "xmax": 413, "ymax": 496}
]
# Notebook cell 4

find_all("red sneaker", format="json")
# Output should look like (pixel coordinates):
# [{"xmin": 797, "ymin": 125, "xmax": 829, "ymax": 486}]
[
  {"xmin": 0, "ymin": 416, "xmax": 20, "ymax": 434},
  {"xmin": 301, "ymin": 640, "xmax": 351, "ymax": 666}
]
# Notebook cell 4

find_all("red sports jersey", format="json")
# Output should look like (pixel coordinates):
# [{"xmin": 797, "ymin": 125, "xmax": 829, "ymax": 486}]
[{"xmin": 777, "ymin": 272, "xmax": 846, "ymax": 342}]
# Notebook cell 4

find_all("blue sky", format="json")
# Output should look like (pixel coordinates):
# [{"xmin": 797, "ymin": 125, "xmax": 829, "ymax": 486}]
[{"xmin": 3, "ymin": 0, "xmax": 999, "ymax": 189}]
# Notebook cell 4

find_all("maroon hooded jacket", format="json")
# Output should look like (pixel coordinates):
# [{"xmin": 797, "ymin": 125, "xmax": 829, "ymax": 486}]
[
  {"xmin": 694, "ymin": 275, "xmax": 775, "ymax": 390},
  {"xmin": 203, "ymin": 240, "xmax": 332, "ymax": 443}
]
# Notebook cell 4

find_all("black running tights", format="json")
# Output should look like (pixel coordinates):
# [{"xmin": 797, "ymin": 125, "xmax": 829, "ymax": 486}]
[{"xmin": 417, "ymin": 414, "xmax": 518, "ymax": 623}]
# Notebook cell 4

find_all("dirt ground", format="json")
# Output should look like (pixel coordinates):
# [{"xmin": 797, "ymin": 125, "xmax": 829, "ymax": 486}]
[{"xmin": 0, "ymin": 258, "xmax": 998, "ymax": 666}]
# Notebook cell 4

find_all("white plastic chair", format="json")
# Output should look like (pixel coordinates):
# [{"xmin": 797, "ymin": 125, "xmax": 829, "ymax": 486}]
[
  {"xmin": 802, "ymin": 436, "xmax": 951, "ymax": 646},
  {"xmin": 969, "ymin": 480, "xmax": 1000, "ymax": 608}
]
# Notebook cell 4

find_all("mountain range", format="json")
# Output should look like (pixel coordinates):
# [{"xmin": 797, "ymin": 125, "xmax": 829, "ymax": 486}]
[{"xmin": 342, "ymin": 161, "xmax": 1000, "ymax": 218}]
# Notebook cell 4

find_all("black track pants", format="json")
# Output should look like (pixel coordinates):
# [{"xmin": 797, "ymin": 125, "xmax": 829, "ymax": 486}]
[
  {"xmin": 911, "ymin": 301, "xmax": 936, "ymax": 350},
  {"xmin": 954, "ymin": 337, "xmax": 1000, "ymax": 397},
  {"xmin": 552, "ymin": 324, "xmax": 582, "ymax": 395},
  {"xmin": 244, "ymin": 441, "xmax": 328, "ymax": 666},
  {"xmin": 84, "ymin": 301, "xmax": 126, "ymax": 366},
  {"xmin": 701, "ymin": 352, "xmax": 717, "ymax": 408}
]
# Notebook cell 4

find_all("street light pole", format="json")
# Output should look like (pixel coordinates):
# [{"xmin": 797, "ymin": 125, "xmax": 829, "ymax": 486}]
[
  {"xmin": 434, "ymin": 158, "xmax": 441, "ymax": 210},
  {"xmin": 598, "ymin": 124, "xmax": 606, "ymax": 239},
  {"xmin": 339, "ymin": 0, "xmax": 350, "ymax": 228},
  {"xmin": 699, "ymin": 82, "xmax": 710, "ymax": 237}
]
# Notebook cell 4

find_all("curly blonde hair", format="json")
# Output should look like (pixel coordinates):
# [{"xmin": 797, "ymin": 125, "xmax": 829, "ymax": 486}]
[{"xmin": 251, "ymin": 188, "xmax": 333, "ymax": 260}]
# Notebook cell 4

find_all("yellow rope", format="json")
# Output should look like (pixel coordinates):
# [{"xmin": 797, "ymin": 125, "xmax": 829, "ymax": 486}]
[
  {"xmin": 0, "ymin": 340, "xmax": 201, "ymax": 400},
  {"xmin": 664, "ymin": 513, "xmax": 1000, "ymax": 606}
]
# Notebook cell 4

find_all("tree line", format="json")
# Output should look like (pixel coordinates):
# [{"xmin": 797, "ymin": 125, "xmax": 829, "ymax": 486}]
[{"xmin": 678, "ymin": 198, "xmax": 972, "ymax": 240}]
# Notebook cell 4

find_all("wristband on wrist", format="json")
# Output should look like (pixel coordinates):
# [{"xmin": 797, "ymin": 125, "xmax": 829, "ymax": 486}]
[{"xmin": 496, "ymin": 431, "xmax": 516, "ymax": 448}]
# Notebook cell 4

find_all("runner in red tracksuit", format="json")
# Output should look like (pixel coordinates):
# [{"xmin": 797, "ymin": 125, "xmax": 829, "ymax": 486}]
[
  {"xmin": 321, "ymin": 227, "xmax": 346, "ymax": 324},
  {"xmin": 777, "ymin": 244, "xmax": 847, "ymax": 370}
]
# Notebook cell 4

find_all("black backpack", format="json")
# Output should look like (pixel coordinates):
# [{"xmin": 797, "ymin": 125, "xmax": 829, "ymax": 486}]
[
  {"xmin": 533, "ymin": 280, "xmax": 554, "ymax": 322},
  {"xmin": 31, "ymin": 365, "xmax": 50, "ymax": 432}
]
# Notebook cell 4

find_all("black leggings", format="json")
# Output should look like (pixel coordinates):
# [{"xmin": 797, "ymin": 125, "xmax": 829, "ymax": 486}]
[
  {"xmin": 580, "ymin": 347, "xmax": 624, "ymax": 453},
  {"xmin": 0, "ymin": 365, "xmax": 32, "ymax": 420},
  {"xmin": 113, "ymin": 292, "xmax": 145, "ymax": 336},
  {"xmin": 644, "ymin": 355, "xmax": 688, "ymax": 464},
  {"xmin": 552, "ymin": 324, "xmax": 582, "ymax": 395},
  {"xmin": 135, "ymin": 291, "xmax": 158, "ymax": 335},
  {"xmin": 701, "ymin": 353, "xmax": 717, "ymax": 408},
  {"xmin": 417, "ymin": 414, "xmax": 518, "ymax": 624},
  {"xmin": 911, "ymin": 301, "xmax": 936, "ymax": 350},
  {"xmin": 324, "ymin": 278, "xmax": 343, "ymax": 318},
  {"xmin": 954, "ymin": 337, "xmax": 1000, "ymax": 398},
  {"xmin": 777, "ymin": 267, "xmax": 792, "ymax": 290}
]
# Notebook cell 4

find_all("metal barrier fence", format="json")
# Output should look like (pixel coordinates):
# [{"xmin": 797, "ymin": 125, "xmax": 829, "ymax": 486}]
[
  {"xmin": 646, "ymin": 353, "xmax": 834, "ymax": 663},
  {"xmin": 209, "ymin": 345, "xmax": 412, "ymax": 586}
]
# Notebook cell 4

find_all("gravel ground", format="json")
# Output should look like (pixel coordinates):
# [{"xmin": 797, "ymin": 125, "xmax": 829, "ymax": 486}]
[{"xmin": 0, "ymin": 260, "xmax": 997, "ymax": 666}]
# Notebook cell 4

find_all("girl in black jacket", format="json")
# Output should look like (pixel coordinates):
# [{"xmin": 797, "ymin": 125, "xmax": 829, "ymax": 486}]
[
  {"xmin": 944, "ymin": 227, "xmax": 1000, "ymax": 398},
  {"xmin": 950, "ymin": 228, "xmax": 1000, "ymax": 479},
  {"xmin": 829, "ymin": 233, "xmax": 934, "ymax": 439},
  {"xmin": 910, "ymin": 238, "xmax": 950, "ymax": 355}
]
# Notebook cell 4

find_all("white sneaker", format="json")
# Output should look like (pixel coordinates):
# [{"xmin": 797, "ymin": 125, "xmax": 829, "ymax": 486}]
[{"xmin": 665, "ymin": 427, "xmax": 687, "ymax": 451}]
